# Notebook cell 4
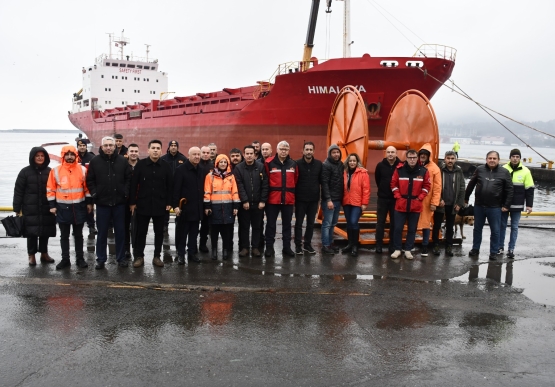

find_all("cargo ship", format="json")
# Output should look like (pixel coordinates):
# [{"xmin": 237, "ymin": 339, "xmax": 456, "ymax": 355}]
[{"xmin": 68, "ymin": 0, "xmax": 456, "ymax": 162}]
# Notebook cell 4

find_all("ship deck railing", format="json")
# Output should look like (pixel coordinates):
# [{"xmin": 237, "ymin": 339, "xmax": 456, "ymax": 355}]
[{"xmin": 412, "ymin": 44, "xmax": 457, "ymax": 62}]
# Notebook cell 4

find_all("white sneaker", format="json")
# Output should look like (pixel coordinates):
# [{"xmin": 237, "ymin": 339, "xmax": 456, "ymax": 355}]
[
  {"xmin": 405, "ymin": 251, "xmax": 414, "ymax": 260},
  {"xmin": 390, "ymin": 250, "xmax": 402, "ymax": 259}
]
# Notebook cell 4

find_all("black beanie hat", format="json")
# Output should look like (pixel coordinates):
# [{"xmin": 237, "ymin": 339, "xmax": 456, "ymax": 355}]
[
  {"xmin": 510, "ymin": 148, "xmax": 521, "ymax": 157},
  {"xmin": 418, "ymin": 149, "xmax": 431, "ymax": 157},
  {"xmin": 168, "ymin": 140, "xmax": 179, "ymax": 147}
]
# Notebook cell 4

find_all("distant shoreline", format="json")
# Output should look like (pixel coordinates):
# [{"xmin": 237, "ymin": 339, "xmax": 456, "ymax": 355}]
[{"xmin": 0, "ymin": 129, "xmax": 80, "ymax": 133}]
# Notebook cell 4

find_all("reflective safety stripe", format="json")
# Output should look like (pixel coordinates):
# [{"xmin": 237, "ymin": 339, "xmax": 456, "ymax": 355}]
[
  {"xmin": 57, "ymin": 198, "xmax": 86, "ymax": 204},
  {"xmin": 211, "ymin": 199, "xmax": 234, "ymax": 204},
  {"xmin": 57, "ymin": 188, "xmax": 85, "ymax": 194},
  {"xmin": 213, "ymin": 190, "xmax": 231, "ymax": 194},
  {"xmin": 422, "ymin": 188, "xmax": 429, "ymax": 193},
  {"xmin": 269, "ymin": 170, "xmax": 281, "ymax": 173}
]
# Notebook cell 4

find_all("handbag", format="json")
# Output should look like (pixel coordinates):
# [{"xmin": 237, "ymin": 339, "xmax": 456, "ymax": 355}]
[{"xmin": 1, "ymin": 215, "xmax": 24, "ymax": 237}]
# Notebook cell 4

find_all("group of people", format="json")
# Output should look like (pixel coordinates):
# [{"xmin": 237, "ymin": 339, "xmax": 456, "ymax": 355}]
[{"xmin": 12, "ymin": 132, "xmax": 534, "ymax": 270}]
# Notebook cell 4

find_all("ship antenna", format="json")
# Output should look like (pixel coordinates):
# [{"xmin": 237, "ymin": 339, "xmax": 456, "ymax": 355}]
[
  {"xmin": 106, "ymin": 33, "xmax": 113, "ymax": 59},
  {"xmin": 113, "ymin": 30, "xmax": 130, "ymax": 60},
  {"xmin": 145, "ymin": 44, "xmax": 151, "ymax": 62}
]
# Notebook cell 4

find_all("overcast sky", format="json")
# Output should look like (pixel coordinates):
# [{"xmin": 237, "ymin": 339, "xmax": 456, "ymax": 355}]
[{"xmin": 1, "ymin": 0, "xmax": 554, "ymax": 130}]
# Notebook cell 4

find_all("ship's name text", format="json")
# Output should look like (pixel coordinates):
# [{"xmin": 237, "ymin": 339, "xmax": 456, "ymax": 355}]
[
  {"xmin": 308, "ymin": 85, "xmax": 366, "ymax": 94},
  {"xmin": 119, "ymin": 68, "xmax": 142, "ymax": 74}
]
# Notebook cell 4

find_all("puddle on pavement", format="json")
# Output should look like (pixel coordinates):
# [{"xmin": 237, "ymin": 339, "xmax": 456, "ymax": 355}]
[{"xmin": 452, "ymin": 257, "xmax": 555, "ymax": 306}]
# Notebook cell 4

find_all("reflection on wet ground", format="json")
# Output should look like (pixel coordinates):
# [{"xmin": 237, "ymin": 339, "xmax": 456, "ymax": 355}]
[{"xmin": 452, "ymin": 257, "xmax": 555, "ymax": 306}]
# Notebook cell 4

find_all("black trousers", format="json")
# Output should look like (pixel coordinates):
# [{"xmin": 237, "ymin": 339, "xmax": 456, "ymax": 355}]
[
  {"xmin": 133, "ymin": 213, "xmax": 165, "ymax": 258},
  {"xmin": 124, "ymin": 204, "xmax": 132, "ymax": 253},
  {"xmin": 211, "ymin": 224, "xmax": 232, "ymax": 251},
  {"xmin": 59, "ymin": 223, "xmax": 84, "ymax": 260},
  {"xmin": 27, "ymin": 236, "xmax": 49, "ymax": 255},
  {"xmin": 375, "ymin": 197, "xmax": 396, "ymax": 246},
  {"xmin": 265, "ymin": 204, "xmax": 294, "ymax": 248},
  {"xmin": 199, "ymin": 214, "xmax": 210, "ymax": 247},
  {"xmin": 294, "ymin": 201, "xmax": 319, "ymax": 248},
  {"xmin": 433, "ymin": 205, "xmax": 456, "ymax": 246},
  {"xmin": 238, "ymin": 204, "xmax": 264, "ymax": 249},
  {"xmin": 176, "ymin": 219, "xmax": 200, "ymax": 256}
]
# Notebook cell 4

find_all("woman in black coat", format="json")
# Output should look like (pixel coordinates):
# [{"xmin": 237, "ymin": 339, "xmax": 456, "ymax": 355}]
[{"xmin": 13, "ymin": 147, "xmax": 57, "ymax": 266}]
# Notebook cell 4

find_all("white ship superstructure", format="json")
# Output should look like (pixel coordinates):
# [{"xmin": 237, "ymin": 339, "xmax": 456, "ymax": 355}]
[{"xmin": 71, "ymin": 33, "xmax": 168, "ymax": 114}]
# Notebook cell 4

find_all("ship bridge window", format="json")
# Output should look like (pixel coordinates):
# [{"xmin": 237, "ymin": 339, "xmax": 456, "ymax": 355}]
[
  {"xmin": 106, "ymin": 63, "xmax": 110, "ymax": 66},
  {"xmin": 144, "ymin": 66, "xmax": 150, "ymax": 70},
  {"xmin": 111, "ymin": 63, "xmax": 118, "ymax": 67},
  {"xmin": 128, "ymin": 64, "xmax": 135, "ymax": 68},
  {"xmin": 380, "ymin": 60, "xmax": 398, "ymax": 67},
  {"xmin": 120, "ymin": 63, "xmax": 125, "ymax": 67},
  {"xmin": 137, "ymin": 65, "xmax": 143, "ymax": 69},
  {"xmin": 101, "ymin": 75, "xmax": 104, "ymax": 78}
]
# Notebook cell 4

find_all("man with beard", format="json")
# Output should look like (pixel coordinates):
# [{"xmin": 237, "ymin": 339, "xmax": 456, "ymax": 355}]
[
  {"xmin": 208, "ymin": 143, "xmax": 218, "ymax": 162},
  {"xmin": 86, "ymin": 136, "xmax": 131, "ymax": 269},
  {"xmin": 114, "ymin": 134, "xmax": 128, "ymax": 156},
  {"xmin": 390, "ymin": 149, "xmax": 431, "ymax": 260},
  {"xmin": 294, "ymin": 142, "xmax": 322, "ymax": 255},
  {"xmin": 161, "ymin": 140, "xmax": 187, "ymax": 234},
  {"xmin": 432, "ymin": 150, "xmax": 465, "ymax": 257},
  {"xmin": 252, "ymin": 140, "xmax": 263, "ymax": 161},
  {"xmin": 228, "ymin": 147, "xmax": 244, "ymax": 250},
  {"xmin": 198, "ymin": 145, "xmax": 214, "ymax": 253},
  {"xmin": 130, "ymin": 140, "xmax": 173, "ymax": 268},
  {"xmin": 374, "ymin": 146, "xmax": 402, "ymax": 253},
  {"xmin": 320, "ymin": 144, "xmax": 344, "ymax": 254},
  {"xmin": 47, "ymin": 146, "xmax": 92, "ymax": 269},
  {"xmin": 173, "ymin": 147, "xmax": 204, "ymax": 264},
  {"xmin": 77, "ymin": 139, "xmax": 97, "ymax": 235}
]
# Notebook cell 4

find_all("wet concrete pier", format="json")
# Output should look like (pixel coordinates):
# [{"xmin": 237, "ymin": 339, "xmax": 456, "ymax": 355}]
[{"xmin": 1, "ymin": 218, "xmax": 555, "ymax": 386}]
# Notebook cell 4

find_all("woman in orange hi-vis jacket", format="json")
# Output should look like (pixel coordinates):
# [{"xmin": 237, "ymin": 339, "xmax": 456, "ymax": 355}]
[
  {"xmin": 341, "ymin": 153, "xmax": 370, "ymax": 257},
  {"xmin": 204, "ymin": 154, "xmax": 240, "ymax": 261}
]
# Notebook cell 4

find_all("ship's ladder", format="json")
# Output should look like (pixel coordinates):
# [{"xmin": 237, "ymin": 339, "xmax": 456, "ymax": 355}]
[{"xmin": 253, "ymin": 81, "xmax": 273, "ymax": 100}]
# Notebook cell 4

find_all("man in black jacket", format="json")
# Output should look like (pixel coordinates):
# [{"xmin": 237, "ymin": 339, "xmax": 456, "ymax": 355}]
[
  {"xmin": 130, "ymin": 140, "xmax": 173, "ymax": 268},
  {"xmin": 114, "ymin": 133, "xmax": 128, "ymax": 156},
  {"xmin": 233, "ymin": 145, "xmax": 268, "ymax": 257},
  {"xmin": 77, "ymin": 139, "xmax": 97, "ymax": 235},
  {"xmin": 374, "ymin": 146, "xmax": 402, "ymax": 253},
  {"xmin": 294, "ymin": 141, "xmax": 322, "ymax": 255},
  {"xmin": 173, "ymin": 147, "xmax": 204, "ymax": 264},
  {"xmin": 160, "ymin": 140, "xmax": 187, "ymax": 233},
  {"xmin": 465, "ymin": 150, "xmax": 513, "ymax": 260},
  {"xmin": 86, "ymin": 136, "xmax": 131, "ymax": 269},
  {"xmin": 320, "ymin": 144, "xmax": 344, "ymax": 254},
  {"xmin": 198, "ymin": 146, "xmax": 214, "ymax": 252}
]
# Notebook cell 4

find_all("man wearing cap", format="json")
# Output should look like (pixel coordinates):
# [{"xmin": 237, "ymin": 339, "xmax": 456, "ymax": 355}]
[
  {"xmin": 499, "ymin": 148, "xmax": 534, "ymax": 258},
  {"xmin": 465, "ymin": 151, "xmax": 513, "ymax": 260},
  {"xmin": 114, "ymin": 134, "xmax": 128, "ymax": 156},
  {"xmin": 161, "ymin": 140, "xmax": 187, "ymax": 234},
  {"xmin": 77, "ymin": 139, "xmax": 97, "ymax": 235}
]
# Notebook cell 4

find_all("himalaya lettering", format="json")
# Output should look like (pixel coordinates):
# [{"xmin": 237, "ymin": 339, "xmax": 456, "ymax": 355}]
[{"xmin": 307, "ymin": 85, "xmax": 367, "ymax": 94}]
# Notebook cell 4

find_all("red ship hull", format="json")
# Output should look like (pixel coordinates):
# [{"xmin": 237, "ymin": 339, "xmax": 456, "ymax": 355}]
[{"xmin": 69, "ymin": 56, "xmax": 454, "ymax": 164}]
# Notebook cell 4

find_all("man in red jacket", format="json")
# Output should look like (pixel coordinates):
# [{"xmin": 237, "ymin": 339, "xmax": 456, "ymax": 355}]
[
  {"xmin": 390, "ymin": 149, "xmax": 431, "ymax": 260},
  {"xmin": 264, "ymin": 140, "xmax": 299, "ymax": 258}
]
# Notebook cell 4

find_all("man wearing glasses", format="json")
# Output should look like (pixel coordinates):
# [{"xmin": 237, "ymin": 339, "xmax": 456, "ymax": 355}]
[
  {"xmin": 390, "ymin": 149, "xmax": 431, "ymax": 260},
  {"xmin": 86, "ymin": 136, "xmax": 131, "ymax": 269}
]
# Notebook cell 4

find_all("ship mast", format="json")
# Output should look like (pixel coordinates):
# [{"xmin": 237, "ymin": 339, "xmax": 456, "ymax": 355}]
[
  {"xmin": 113, "ymin": 30, "xmax": 130, "ymax": 60},
  {"xmin": 342, "ymin": 0, "xmax": 352, "ymax": 58}
]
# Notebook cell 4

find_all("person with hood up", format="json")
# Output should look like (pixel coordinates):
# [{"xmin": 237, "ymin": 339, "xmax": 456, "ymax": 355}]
[
  {"xmin": 341, "ymin": 153, "xmax": 370, "ymax": 257},
  {"xmin": 47, "ymin": 145, "xmax": 92, "ymax": 269},
  {"xmin": 204, "ymin": 154, "xmax": 240, "ymax": 260},
  {"xmin": 13, "ymin": 147, "xmax": 57, "ymax": 266},
  {"xmin": 320, "ymin": 144, "xmax": 344, "ymax": 254},
  {"xmin": 390, "ymin": 149, "xmax": 431, "ymax": 260},
  {"xmin": 416, "ymin": 144, "xmax": 442, "ymax": 257}
]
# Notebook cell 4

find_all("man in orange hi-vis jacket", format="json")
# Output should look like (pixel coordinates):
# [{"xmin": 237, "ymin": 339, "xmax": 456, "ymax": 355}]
[{"xmin": 47, "ymin": 145, "xmax": 92, "ymax": 270}]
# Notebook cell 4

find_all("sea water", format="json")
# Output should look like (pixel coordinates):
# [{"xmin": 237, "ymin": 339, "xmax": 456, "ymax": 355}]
[{"xmin": 1, "ymin": 131, "xmax": 554, "ymax": 210}]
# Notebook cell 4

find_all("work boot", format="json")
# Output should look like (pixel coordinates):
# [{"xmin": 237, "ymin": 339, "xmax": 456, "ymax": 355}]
[
  {"xmin": 40, "ymin": 253, "xmax": 55, "ymax": 263},
  {"xmin": 76, "ymin": 258, "xmax": 89, "ymax": 268},
  {"xmin": 350, "ymin": 229, "xmax": 359, "ymax": 257},
  {"xmin": 211, "ymin": 246, "xmax": 218, "ymax": 260},
  {"xmin": 188, "ymin": 254, "xmax": 200, "ymax": 263},
  {"xmin": 282, "ymin": 247, "xmax": 296, "ymax": 257},
  {"xmin": 342, "ymin": 229, "xmax": 354, "ymax": 254},
  {"xmin": 252, "ymin": 248, "xmax": 262, "ymax": 257},
  {"xmin": 239, "ymin": 248, "xmax": 249, "ymax": 257},
  {"xmin": 432, "ymin": 244, "xmax": 441, "ymax": 256},
  {"xmin": 331, "ymin": 243, "xmax": 340, "ymax": 253},
  {"xmin": 28, "ymin": 254, "xmax": 37, "ymax": 266},
  {"xmin": 265, "ymin": 245, "xmax": 275, "ymax": 258},
  {"xmin": 375, "ymin": 245, "xmax": 383, "ymax": 254},
  {"xmin": 390, "ymin": 250, "xmax": 402, "ymax": 259},
  {"xmin": 446, "ymin": 245, "xmax": 454, "ymax": 257},
  {"xmin": 177, "ymin": 255, "xmax": 185, "ymax": 265},
  {"xmin": 56, "ymin": 259, "xmax": 71, "ymax": 270},
  {"xmin": 322, "ymin": 245, "xmax": 335, "ymax": 255},
  {"xmin": 468, "ymin": 249, "xmax": 479, "ymax": 257},
  {"xmin": 133, "ymin": 257, "xmax": 145, "ymax": 268},
  {"xmin": 95, "ymin": 262, "xmax": 105, "ymax": 270},
  {"xmin": 222, "ymin": 249, "xmax": 229, "ymax": 260},
  {"xmin": 152, "ymin": 256, "xmax": 164, "ymax": 267},
  {"xmin": 163, "ymin": 255, "xmax": 173, "ymax": 264}
]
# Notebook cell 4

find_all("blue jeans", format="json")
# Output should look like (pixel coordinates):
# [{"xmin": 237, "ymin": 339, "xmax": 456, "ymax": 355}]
[
  {"xmin": 343, "ymin": 205, "xmax": 362, "ymax": 230},
  {"xmin": 393, "ymin": 211, "xmax": 420, "ymax": 251},
  {"xmin": 96, "ymin": 204, "xmax": 126, "ymax": 263},
  {"xmin": 321, "ymin": 200, "xmax": 341, "ymax": 246},
  {"xmin": 472, "ymin": 205, "xmax": 502, "ymax": 254},
  {"xmin": 500, "ymin": 211, "xmax": 521, "ymax": 251}
]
